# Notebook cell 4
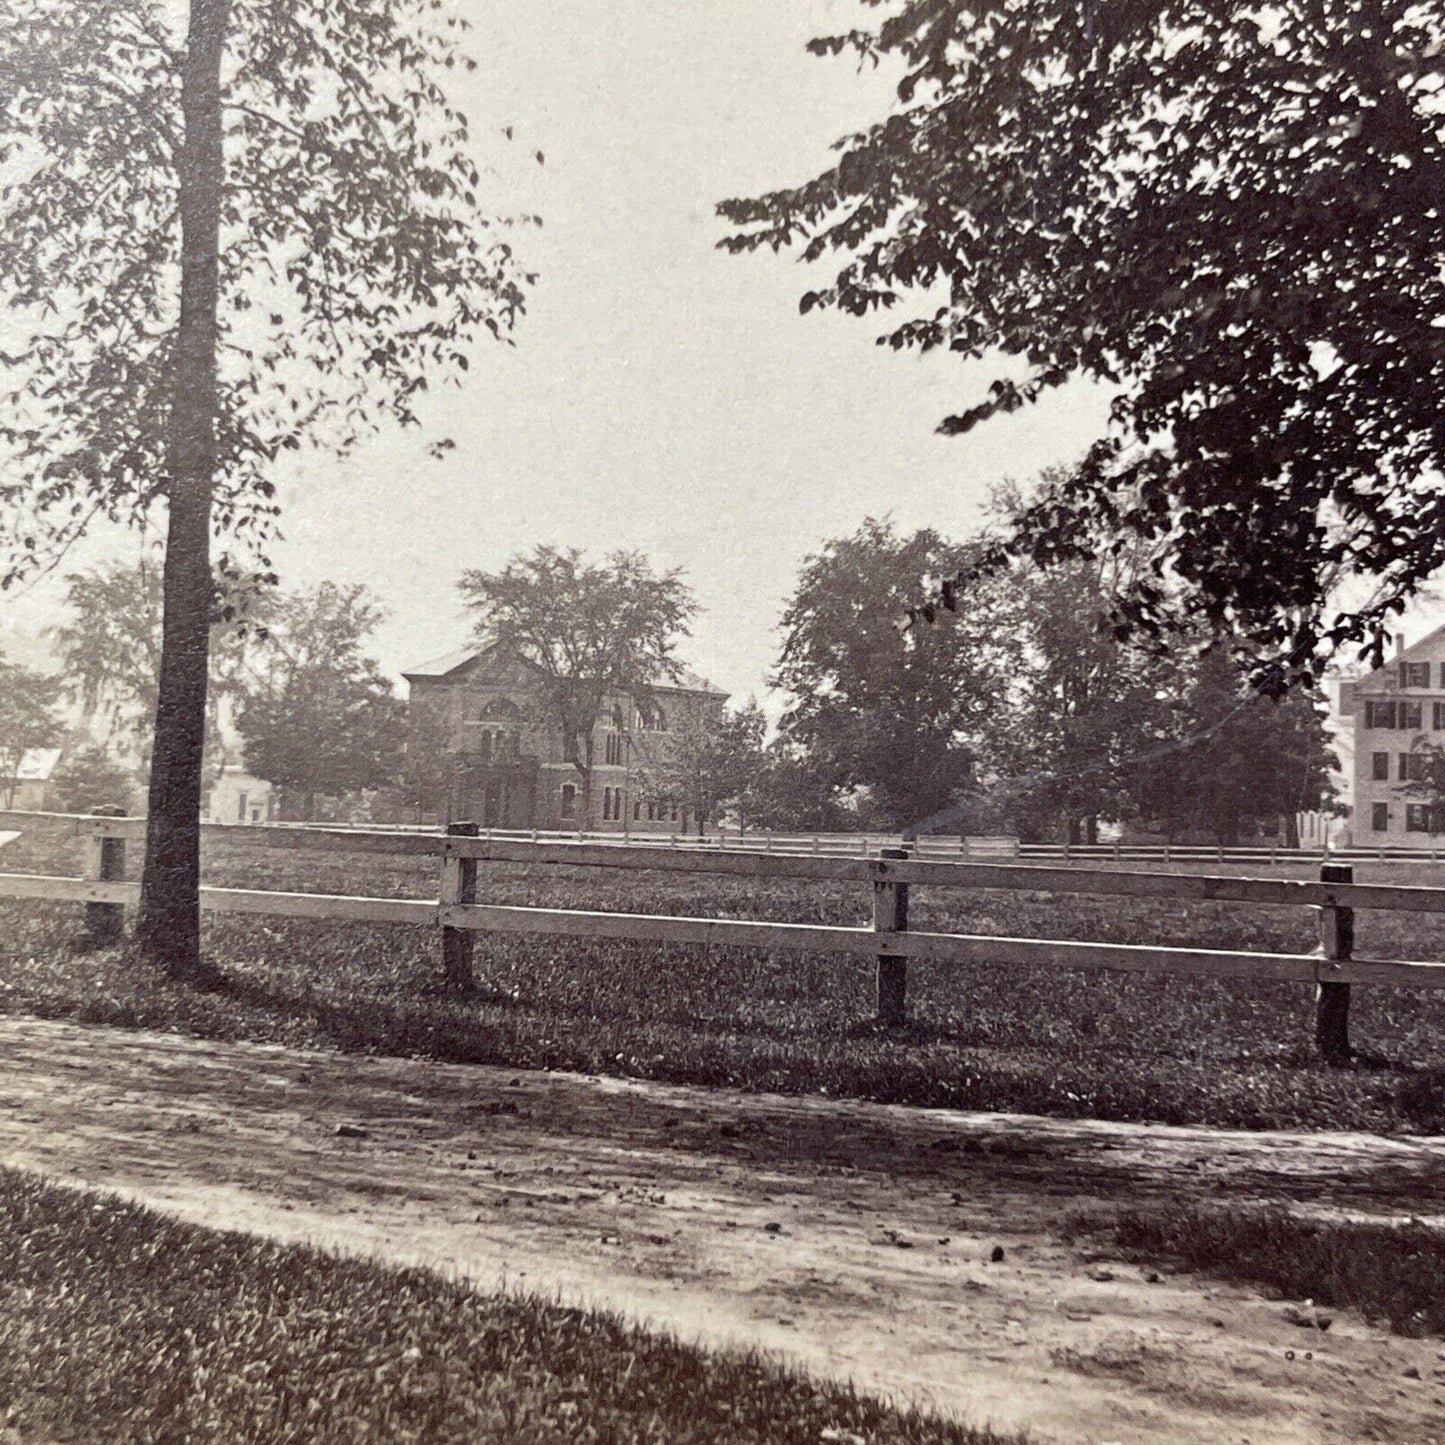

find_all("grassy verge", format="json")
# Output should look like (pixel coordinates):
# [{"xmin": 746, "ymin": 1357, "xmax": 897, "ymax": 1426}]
[
  {"xmin": 0, "ymin": 1167, "xmax": 1016, "ymax": 1444},
  {"xmin": 3, "ymin": 833, "xmax": 1445, "ymax": 1133},
  {"xmin": 1071, "ymin": 1203, "xmax": 1445, "ymax": 1338}
]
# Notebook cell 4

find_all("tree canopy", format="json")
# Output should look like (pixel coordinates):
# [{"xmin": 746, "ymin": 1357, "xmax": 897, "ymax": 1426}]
[
  {"xmin": 49, "ymin": 559, "xmax": 253, "ymax": 778},
  {"xmin": 235, "ymin": 582, "xmax": 405, "ymax": 819},
  {"xmin": 720, "ymin": 0, "xmax": 1445, "ymax": 680},
  {"xmin": 0, "ymin": 0, "xmax": 530, "ymax": 582},
  {"xmin": 775, "ymin": 517, "xmax": 1022, "ymax": 829}
]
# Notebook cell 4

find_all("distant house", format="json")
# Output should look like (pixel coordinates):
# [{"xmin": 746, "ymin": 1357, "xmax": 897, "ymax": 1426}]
[
  {"xmin": 1346, "ymin": 625, "xmax": 1445, "ymax": 847},
  {"xmin": 4, "ymin": 747, "xmax": 62, "ymax": 812},
  {"xmin": 205, "ymin": 765, "xmax": 277, "ymax": 826},
  {"xmin": 401, "ymin": 645, "xmax": 727, "ymax": 832}
]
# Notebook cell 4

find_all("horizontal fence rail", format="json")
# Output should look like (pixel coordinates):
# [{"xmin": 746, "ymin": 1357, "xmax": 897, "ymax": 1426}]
[
  {"xmin": 3, "ymin": 810, "xmax": 1445, "ymax": 1063},
  {"xmin": 6, "ymin": 809, "xmax": 1444, "ymax": 865}
]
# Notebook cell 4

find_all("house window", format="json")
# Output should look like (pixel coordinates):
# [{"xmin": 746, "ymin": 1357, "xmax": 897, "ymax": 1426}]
[
  {"xmin": 1372, "ymin": 802, "xmax": 1389, "ymax": 832},
  {"xmin": 670, "ymin": 802, "xmax": 678, "ymax": 822},
  {"xmin": 1402, "ymin": 700, "xmax": 1423, "ymax": 729},
  {"xmin": 237, "ymin": 791, "xmax": 247, "ymax": 822},
  {"xmin": 1401, "ymin": 752, "xmax": 1430, "ymax": 782},
  {"xmin": 1372, "ymin": 752, "xmax": 1389, "ymax": 781},
  {"xmin": 1401, "ymin": 661, "xmax": 1431, "ymax": 688},
  {"xmin": 633, "ymin": 799, "xmax": 641, "ymax": 821},
  {"xmin": 1433, "ymin": 701, "xmax": 1445, "ymax": 731},
  {"xmin": 1407, "ymin": 803, "xmax": 1433, "ymax": 833},
  {"xmin": 1366, "ymin": 699, "xmax": 1395, "ymax": 729},
  {"xmin": 560, "ymin": 784, "xmax": 577, "ymax": 821}
]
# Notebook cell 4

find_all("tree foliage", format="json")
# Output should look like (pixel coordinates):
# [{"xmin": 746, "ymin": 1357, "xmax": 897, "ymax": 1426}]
[
  {"xmin": 49, "ymin": 559, "xmax": 253, "ymax": 776},
  {"xmin": 46, "ymin": 742, "xmax": 136, "ymax": 814},
  {"xmin": 0, "ymin": 648, "xmax": 61, "ymax": 807},
  {"xmin": 460, "ymin": 547, "xmax": 697, "ymax": 821},
  {"xmin": 234, "ymin": 582, "xmax": 404, "ymax": 819},
  {"xmin": 0, "ymin": 0, "xmax": 529, "ymax": 578},
  {"xmin": 985, "ymin": 560, "xmax": 1185, "ymax": 840},
  {"xmin": 775, "ymin": 518, "xmax": 1022, "ymax": 829},
  {"xmin": 637, "ymin": 699, "xmax": 767, "ymax": 834},
  {"xmin": 1130, "ymin": 645, "xmax": 1337, "ymax": 845},
  {"xmin": 720, "ymin": 0, "xmax": 1445, "ymax": 678}
]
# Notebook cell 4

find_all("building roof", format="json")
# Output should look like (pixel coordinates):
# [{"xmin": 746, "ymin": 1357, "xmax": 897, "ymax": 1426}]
[
  {"xmin": 401, "ymin": 645, "xmax": 728, "ymax": 698},
  {"xmin": 657, "ymin": 665, "xmax": 728, "ymax": 698},
  {"xmin": 1356, "ymin": 622, "xmax": 1445, "ymax": 689},
  {"xmin": 9, "ymin": 747, "xmax": 61, "ymax": 783},
  {"xmin": 400, "ymin": 646, "xmax": 479, "ymax": 681}
]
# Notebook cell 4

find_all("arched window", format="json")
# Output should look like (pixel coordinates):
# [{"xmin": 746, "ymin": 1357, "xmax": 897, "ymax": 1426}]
[{"xmin": 466, "ymin": 697, "xmax": 522, "ymax": 760}]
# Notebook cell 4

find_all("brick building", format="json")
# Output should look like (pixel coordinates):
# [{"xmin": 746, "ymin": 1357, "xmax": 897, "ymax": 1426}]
[
  {"xmin": 1344, "ymin": 625, "xmax": 1445, "ymax": 846},
  {"xmin": 401, "ymin": 645, "xmax": 728, "ymax": 831}
]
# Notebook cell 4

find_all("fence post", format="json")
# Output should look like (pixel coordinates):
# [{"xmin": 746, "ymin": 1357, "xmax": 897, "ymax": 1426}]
[
  {"xmin": 1316, "ymin": 861, "xmax": 1354, "ymax": 1064},
  {"xmin": 874, "ymin": 845, "xmax": 910, "ymax": 1027},
  {"xmin": 84, "ymin": 805, "xmax": 128, "ymax": 947},
  {"xmin": 440, "ymin": 820, "xmax": 479, "ymax": 993}
]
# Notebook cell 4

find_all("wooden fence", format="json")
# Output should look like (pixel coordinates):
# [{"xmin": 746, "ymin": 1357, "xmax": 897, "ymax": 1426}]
[
  {"xmin": 2, "ymin": 810, "xmax": 1445, "ymax": 1062},
  {"xmin": 207, "ymin": 821, "xmax": 1445, "ymax": 869}
]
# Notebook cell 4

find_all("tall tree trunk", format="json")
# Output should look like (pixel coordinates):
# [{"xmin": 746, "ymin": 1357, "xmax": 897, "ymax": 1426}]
[{"xmin": 134, "ymin": 0, "xmax": 229, "ymax": 979}]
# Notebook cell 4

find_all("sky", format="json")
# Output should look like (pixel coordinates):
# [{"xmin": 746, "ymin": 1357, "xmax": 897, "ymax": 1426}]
[{"xmin": 2, "ymin": 0, "xmax": 1113, "ymax": 705}]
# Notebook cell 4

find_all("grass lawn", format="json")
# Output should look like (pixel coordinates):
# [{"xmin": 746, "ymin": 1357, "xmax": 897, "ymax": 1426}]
[
  {"xmin": 0, "ymin": 1167, "xmax": 1013, "ymax": 1444},
  {"xmin": 2, "ymin": 831, "xmax": 1444, "ymax": 1133},
  {"xmin": 1070, "ymin": 1202, "xmax": 1445, "ymax": 1338}
]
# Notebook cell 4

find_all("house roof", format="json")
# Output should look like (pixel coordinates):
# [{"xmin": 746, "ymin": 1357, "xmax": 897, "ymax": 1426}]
[
  {"xmin": 401, "ymin": 645, "xmax": 728, "ymax": 698},
  {"xmin": 9, "ymin": 747, "xmax": 61, "ymax": 783},
  {"xmin": 1356, "ymin": 623, "xmax": 1445, "ymax": 688}
]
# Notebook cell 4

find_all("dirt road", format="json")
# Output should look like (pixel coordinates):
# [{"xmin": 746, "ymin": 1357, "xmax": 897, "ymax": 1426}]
[{"xmin": 1, "ymin": 1015, "xmax": 1442, "ymax": 1444}]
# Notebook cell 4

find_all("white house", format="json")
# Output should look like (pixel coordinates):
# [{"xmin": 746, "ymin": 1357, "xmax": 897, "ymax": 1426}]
[
  {"xmin": 1345, "ymin": 625, "xmax": 1445, "ymax": 847},
  {"xmin": 205, "ymin": 765, "xmax": 277, "ymax": 825}
]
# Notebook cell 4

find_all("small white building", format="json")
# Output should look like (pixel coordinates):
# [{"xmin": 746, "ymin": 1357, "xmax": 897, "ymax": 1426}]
[
  {"xmin": 4, "ymin": 747, "xmax": 62, "ymax": 811},
  {"xmin": 205, "ymin": 766, "xmax": 277, "ymax": 825}
]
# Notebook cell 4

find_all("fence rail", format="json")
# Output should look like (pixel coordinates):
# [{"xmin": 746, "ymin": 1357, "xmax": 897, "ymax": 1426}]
[
  {"xmin": 2, "ymin": 810, "xmax": 1445, "ymax": 1063},
  {"xmin": 7, "ymin": 809, "xmax": 1445, "ymax": 866}
]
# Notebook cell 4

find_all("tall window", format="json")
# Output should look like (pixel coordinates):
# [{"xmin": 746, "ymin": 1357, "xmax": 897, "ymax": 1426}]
[
  {"xmin": 1372, "ymin": 752, "xmax": 1389, "ymax": 781},
  {"xmin": 1402, "ymin": 700, "xmax": 1423, "ymax": 729},
  {"xmin": 1401, "ymin": 661, "xmax": 1431, "ymax": 688},
  {"xmin": 560, "ymin": 783, "xmax": 577, "ymax": 821},
  {"xmin": 601, "ymin": 788, "xmax": 611, "ymax": 821},
  {"xmin": 605, "ymin": 731, "xmax": 623, "ymax": 766},
  {"xmin": 1372, "ymin": 802, "xmax": 1389, "ymax": 831},
  {"xmin": 1435, "ymin": 701, "xmax": 1445, "ymax": 730},
  {"xmin": 1400, "ymin": 752, "xmax": 1430, "ymax": 782}
]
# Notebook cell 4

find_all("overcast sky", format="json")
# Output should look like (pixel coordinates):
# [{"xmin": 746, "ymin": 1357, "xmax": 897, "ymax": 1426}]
[{"xmin": 3, "ymin": 0, "xmax": 1112, "ymax": 704}]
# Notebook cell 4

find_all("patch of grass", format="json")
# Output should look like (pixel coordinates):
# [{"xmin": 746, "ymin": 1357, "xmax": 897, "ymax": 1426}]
[
  {"xmin": 2, "ymin": 834, "xmax": 1445, "ymax": 1132},
  {"xmin": 1072, "ymin": 1203, "xmax": 1445, "ymax": 1338},
  {"xmin": 0, "ymin": 1166, "xmax": 1016, "ymax": 1444}
]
